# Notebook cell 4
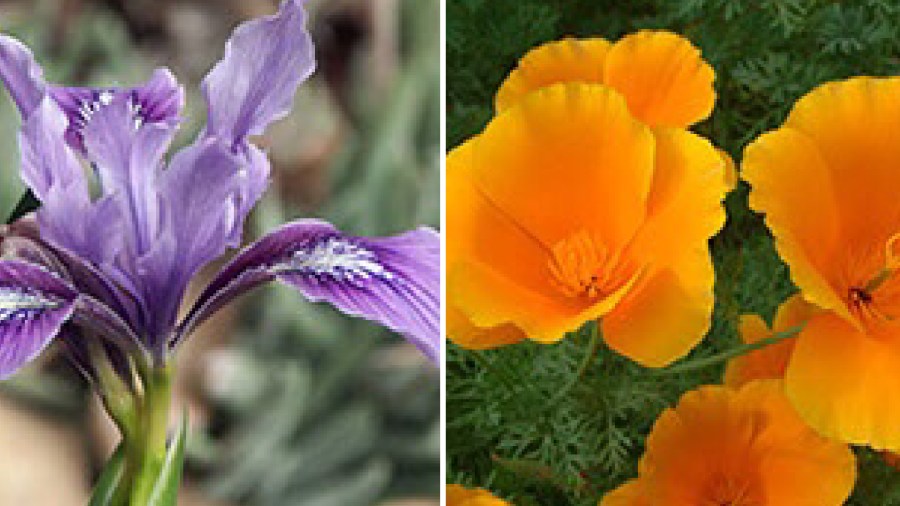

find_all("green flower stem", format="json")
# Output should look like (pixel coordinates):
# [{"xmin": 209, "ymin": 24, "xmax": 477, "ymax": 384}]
[
  {"xmin": 92, "ymin": 347, "xmax": 141, "ymax": 506},
  {"xmin": 130, "ymin": 363, "xmax": 174, "ymax": 505},
  {"xmin": 650, "ymin": 324, "xmax": 804, "ymax": 377},
  {"xmin": 548, "ymin": 321, "xmax": 601, "ymax": 406}
]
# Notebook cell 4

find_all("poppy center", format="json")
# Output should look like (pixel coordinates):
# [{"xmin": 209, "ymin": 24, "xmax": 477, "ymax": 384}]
[
  {"xmin": 703, "ymin": 474, "xmax": 760, "ymax": 506},
  {"xmin": 547, "ymin": 231, "xmax": 628, "ymax": 299},
  {"xmin": 849, "ymin": 233, "xmax": 900, "ymax": 322}
]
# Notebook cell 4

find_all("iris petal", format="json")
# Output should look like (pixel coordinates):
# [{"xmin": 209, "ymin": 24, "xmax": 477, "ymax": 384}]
[
  {"xmin": 0, "ymin": 260, "xmax": 78, "ymax": 379},
  {"xmin": 50, "ymin": 68, "xmax": 183, "ymax": 155},
  {"xmin": 180, "ymin": 220, "xmax": 441, "ymax": 364},
  {"xmin": 201, "ymin": 0, "xmax": 315, "ymax": 142},
  {"xmin": 0, "ymin": 34, "xmax": 46, "ymax": 119}
]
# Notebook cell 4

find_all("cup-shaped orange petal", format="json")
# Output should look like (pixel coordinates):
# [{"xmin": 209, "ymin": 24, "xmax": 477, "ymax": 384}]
[
  {"xmin": 447, "ymin": 83, "xmax": 728, "ymax": 366},
  {"xmin": 447, "ymin": 484, "xmax": 510, "ymax": 506},
  {"xmin": 495, "ymin": 31, "xmax": 715, "ymax": 128},
  {"xmin": 601, "ymin": 381, "xmax": 856, "ymax": 506},
  {"xmin": 724, "ymin": 294, "xmax": 816, "ymax": 387},
  {"xmin": 495, "ymin": 37, "xmax": 611, "ymax": 113},
  {"xmin": 743, "ymin": 76, "xmax": 900, "ymax": 448}
]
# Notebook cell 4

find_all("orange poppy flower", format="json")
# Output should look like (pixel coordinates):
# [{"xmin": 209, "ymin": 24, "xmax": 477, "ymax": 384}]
[
  {"xmin": 723, "ymin": 294, "xmax": 817, "ymax": 387},
  {"xmin": 495, "ymin": 31, "xmax": 716, "ymax": 128},
  {"xmin": 447, "ymin": 82, "xmax": 728, "ymax": 367},
  {"xmin": 447, "ymin": 484, "xmax": 510, "ymax": 506},
  {"xmin": 742, "ymin": 76, "xmax": 900, "ymax": 449},
  {"xmin": 602, "ymin": 381, "xmax": 856, "ymax": 506}
]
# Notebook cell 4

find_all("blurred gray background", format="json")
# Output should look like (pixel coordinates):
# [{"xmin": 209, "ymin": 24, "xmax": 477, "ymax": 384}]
[{"xmin": 0, "ymin": 0, "xmax": 440, "ymax": 504}]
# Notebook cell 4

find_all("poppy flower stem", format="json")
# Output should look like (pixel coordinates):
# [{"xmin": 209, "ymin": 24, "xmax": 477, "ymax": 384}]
[
  {"xmin": 548, "ymin": 321, "xmax": 602, "ymax": 406},
  {"xmin": 651, "ymin": 324, "xmax": 804, "ymax": 377}
]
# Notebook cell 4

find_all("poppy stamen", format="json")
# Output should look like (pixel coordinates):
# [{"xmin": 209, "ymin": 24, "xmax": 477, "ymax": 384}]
[{"xmin": 548, "ymin": 231, "xmax": 621, "ymax": 300}]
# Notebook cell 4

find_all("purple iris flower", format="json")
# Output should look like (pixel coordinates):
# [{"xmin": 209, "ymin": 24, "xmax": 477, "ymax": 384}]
[{"xmin": 0, "ymin": 0, "xmax": 440, "ymax": 381}]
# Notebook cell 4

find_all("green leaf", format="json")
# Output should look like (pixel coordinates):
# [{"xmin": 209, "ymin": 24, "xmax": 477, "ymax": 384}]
[
  {"xmin": 87, "ymin": 443, "xmax": 127, "ymax": 506},
  {"xmin": 5, "ymin": 190, "xmax": 39, "ymax": 225},
  {"xmin": 146, "ymin": 413, "xmax": 189, "ymax": 506}
]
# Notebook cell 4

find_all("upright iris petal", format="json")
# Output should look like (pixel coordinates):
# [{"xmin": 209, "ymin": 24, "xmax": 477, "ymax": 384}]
[
  {"xmin": 49, "ymin": 68, "xmax": 183, "ymax": 155},
  {"xmin": 199, "ymin": 0, "xmax": 316, "ymax": 246},
  {"xmin": 0, "ymin": 34, "xmax": 46, "ymax": 117},
  {"xmin": 743, "ymin": 76, "xmax": 900, "ymax": 449},
  {"xmin": 201, "ymin": 0, "xmax": 315, "ymax": 142}
]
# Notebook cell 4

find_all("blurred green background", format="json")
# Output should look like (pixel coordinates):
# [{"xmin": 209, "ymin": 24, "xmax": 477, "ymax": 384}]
[
  {"xmin": 0, "ymin": 0, "xmax": 439, "ymax": 505},
  {"xmin": 447, "ymin": 1, "xmax": 900, "ymax": 505}
]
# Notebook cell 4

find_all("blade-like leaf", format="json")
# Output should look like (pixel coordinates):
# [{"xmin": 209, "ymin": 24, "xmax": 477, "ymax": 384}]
[
  {"xmin": 87, "ymin": 443, "xmax": 127, "ymax": 506},
  {"xmin": 6, "ymin": 190, "xmax": 39, "ymax": 225},
  {"xmin": 146, "ymin": 413, "xmax": 188, "ymax": 506}
]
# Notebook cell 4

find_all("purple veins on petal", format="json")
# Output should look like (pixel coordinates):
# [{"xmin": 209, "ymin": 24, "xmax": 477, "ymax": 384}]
[
  {"xmin": 180, "ymin": 220, "xmax": 441, "ymax": 364},
  {"xmin": 49, "ymin": 68, "xmax": 183, "ymax": 155},
  {"xmin": 0, "ymin": 34, "xmax": 46, "ymax": 118},
  {"xmin": 0, "ymin": 261, "xmax": 78, "ymax": 379},
  {"xmin": 202, "ymin": 0, "xmax": 315, "ymax": 143}
]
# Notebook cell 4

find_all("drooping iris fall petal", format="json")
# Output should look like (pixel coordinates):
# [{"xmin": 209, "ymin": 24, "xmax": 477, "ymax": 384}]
[
  {"xmin": 180, "ymin": 220, "xmax": 441, "ymax": 364},
  {"xmin": 743, "ymin": 76, "xmax": 900, "ymax": 448},
  {"xmin": 448, "ymin": 83, "xmax": 727, "ymax": 366},
  {"xmin": 723, "ymin": 294, "xmax": 815, "ymax": 388},
  {"xmin": 447, "ymin": 485, "xmax": 510, "ymax": 506},
  {"xmin": 601, "ymin": 381, "xmax": 856, "ymax": 506},
  {"xmin": 494, "ymin": 31, "xmax": 715, "ymax": 128},
  {"xmin": 0, "ymin": 260, "xmax": 78, "ymax": 379}
]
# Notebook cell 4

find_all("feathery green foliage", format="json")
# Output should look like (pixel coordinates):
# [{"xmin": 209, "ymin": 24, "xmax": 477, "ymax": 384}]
[{"xmin": 446, "ymin": 0, "xmax": 900, "ymax": 504}]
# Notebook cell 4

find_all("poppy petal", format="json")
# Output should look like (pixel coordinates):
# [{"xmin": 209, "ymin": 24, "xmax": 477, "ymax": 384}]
[
  {"xmin": 447, "ymin": 304, "xmax": 524, "ymax": 350},
  {"xmin": 446, "ymin": 139, "xmax": 567, "ymax": 332},
  {"xmin": 742, "ymin": 127, "xmax": 849, "ymax": 321},
  {"xmin": 494, "ymin": 38, "xmax": 611, "ymax": 113},
  {"xmin": 724, "ymin": 294, "xmax": 815, "ymax": 387},
  {"xmin": 603, "ymin": 31, "xmax": 715, "ymax": 128},
  {"xmin": 785, "ymin": 312, "xmax": 900, "ymax": 450},
  {"xmin": 628, "ymin": 127, "xmax": 727, "ymax": 267},
  {"xmin": 784, "ymin": 77, "xmax": 900, "ymax": 248},
  {"xmin": 602, "ymin": 128, "xmax": 725, "ymax": 367},
  {"xmin": 452, "ymin": 257, "xmax": 639, "ymax": 343},
  {"xmin": 473, "ymin": 83, "xmax": 654, "ymax": 253},
  {"xmin": 600, "ymin": 480, "xmax": 650, "ymax": 506},
  {"xmin": 737, "ymin": 381, "xmax": 857, "ymax": 505},
  {"xmin": 603, "ymin": 254, "xmax": 714, "ymax": 367},
  {"xmin": 613, "ymin": 381, "xmax": 855, "ymax": 504}
]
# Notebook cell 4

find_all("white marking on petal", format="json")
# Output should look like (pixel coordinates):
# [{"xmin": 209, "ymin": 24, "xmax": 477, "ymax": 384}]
[
  {"xmin": 98, "ymin": 90, "xmax": 114, "ymax": 106},
  {"xmin": 279, "ymin": 237, "xmax": 393, "ymax": 282},
  {"xmin": 0, "ymin": 287, "xmax": 61, "ymax": 322}
]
